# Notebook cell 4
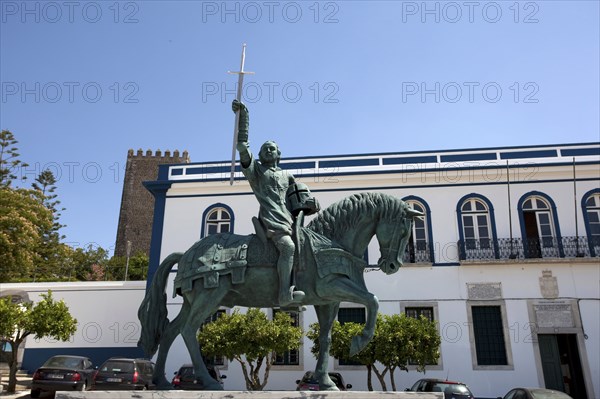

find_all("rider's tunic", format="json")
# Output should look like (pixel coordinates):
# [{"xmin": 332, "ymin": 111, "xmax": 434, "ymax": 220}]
[{"xmin": 241, "ymin": 155, "xmax": 295, "ymax": 237}]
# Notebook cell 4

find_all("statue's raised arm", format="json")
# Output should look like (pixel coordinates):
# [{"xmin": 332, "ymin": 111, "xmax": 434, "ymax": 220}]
[{"xmin": 232, "ymin": 99, "xmax": 251, "ymax": 168}]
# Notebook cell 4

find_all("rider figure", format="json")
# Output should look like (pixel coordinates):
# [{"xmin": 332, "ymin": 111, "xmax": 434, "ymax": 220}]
[{"xmin": 233, "ymin": 99, "xmax": 318, "ymax": 307}]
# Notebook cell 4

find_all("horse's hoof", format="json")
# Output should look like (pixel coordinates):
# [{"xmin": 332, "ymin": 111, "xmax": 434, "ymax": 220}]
[{"xmin": 350, "ymin": 335, "xmax": 365, "ymax": 357}]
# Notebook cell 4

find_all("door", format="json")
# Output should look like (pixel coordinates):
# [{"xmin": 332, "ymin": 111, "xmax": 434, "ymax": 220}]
[
  {"xmin": 557, "ymin": 334, "xmax": 588, "ymax": 399},
  {"xmin": 538, "ymin": 335, "xmax": 564, "ymax": 392},
  {"xmin": 524, "ymin": 212, "xmax": 541, "ymax": 258}
]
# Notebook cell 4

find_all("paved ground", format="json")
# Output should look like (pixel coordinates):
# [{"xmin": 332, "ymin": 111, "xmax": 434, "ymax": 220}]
[{"xmin": 0, "ymin": 374, "xmax": 32, "ymax": 398}]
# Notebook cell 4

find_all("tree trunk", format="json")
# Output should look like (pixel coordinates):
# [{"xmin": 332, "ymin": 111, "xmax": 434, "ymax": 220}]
[
  {"xmin": 236, "ymin": 357, "xmax": 252, "ymax": 390},
  {"xmin": 6, "ymin": 340, "xmax": 21, "ymax": 394},
  {"xmin": 366, "ymin": 364, "xmax": 373, "ymax": 391},
  {"xmin": 390, "ymin": 366, "xmax": 397, "ymax": 391},
  {"xmin": 258, "ymin": 355, "xmax": 273, "ymax": 391},
  {"xmin": 372, "ymin": 364, "xmax": 388, "ymax": 391}
]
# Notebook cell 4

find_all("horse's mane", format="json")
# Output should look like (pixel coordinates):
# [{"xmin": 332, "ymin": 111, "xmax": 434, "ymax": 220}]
[{"xmin": 307, "ymin": 192, "xmax": 406, "ymax": 243}]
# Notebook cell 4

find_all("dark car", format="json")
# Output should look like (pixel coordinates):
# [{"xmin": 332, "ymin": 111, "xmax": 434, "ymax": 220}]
[
  {"xmin": 296, "ymin": 371, "xmax": 352, "ymax": 391},
  {"xmin": 499, "ymin": 388, "xmax": 573, "ymax": 399},
  {"xmin": 30, "ymin": 355, "xmax": 95, "ymax": 398},
  {"xmin": 407, "ymin": 378, "xmax": 475, "ymax": 399},
  {"xmin": 171, "ymin": 363, "xmax": 226, "ymax": 389},
  {"xmin": 93, "ymin": 357, "xmax": 155, "ymax": 391}
]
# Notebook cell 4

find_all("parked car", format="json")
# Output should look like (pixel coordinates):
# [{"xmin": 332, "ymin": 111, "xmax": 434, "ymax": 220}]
[
  {"xmin": 171, "ymin": 363, "xmax": 226, "ymax": 389},
  {"xmin": 498, "ymin": 388, "xmax": 573, "ymax": 399},
  {"xmin": 296, "ymin": 371, "xmax": 352, "ymax": 391},
  {"xmin": 407, "ymin": 378, "xmax": 475, "ymax": 399},
  {"xmin": 30, "ymin": 355, "xmax": 95, "ymax": 398},
  {"xmin": 93, "ymin": 357, "xmax": 155, "ymax": 390}
]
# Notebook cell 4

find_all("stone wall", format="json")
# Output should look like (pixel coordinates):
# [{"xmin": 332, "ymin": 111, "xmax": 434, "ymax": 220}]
[{"xmin": 114, "ymin": 149, "xmax": 190, "ymax": 257}]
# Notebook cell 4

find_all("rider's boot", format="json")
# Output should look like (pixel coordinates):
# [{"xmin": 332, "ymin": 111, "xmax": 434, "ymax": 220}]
[{"xmin": 275, "ymin": 235, "xmax": 305, "ymax": 307}]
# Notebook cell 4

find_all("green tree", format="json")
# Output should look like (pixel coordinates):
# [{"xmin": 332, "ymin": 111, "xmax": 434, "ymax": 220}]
[
  {"xmin": 0, "ymin": 291, "xmax": 77, "ymax": 393},
  {"xmin": 66, "ymin": 245, "xmax": 110, "ymax": 281},
  {"xmin": 32, "ymin": 169, "xmax": 65, "ymax": 236},
  {"xmin": 0, "ymin": 130, "xmax": 28, "ymax": 187},
  {"xmin": 197, "ymin": 308, "xmax": 303, "ymax": 390},
  {"xmin": 30, "ymin": 170, "xmax": 70, "ymax": 281},
  {"xmin": 307, "ymin": 313, "xmax": 441, "ymax": 391},
  {"xmin": 0, "ymin": 188, "xmax": 53, "ymax": 282},
  {"xmin": 106, "ymin": 252, "xmax": 149, "ymax": 281}
]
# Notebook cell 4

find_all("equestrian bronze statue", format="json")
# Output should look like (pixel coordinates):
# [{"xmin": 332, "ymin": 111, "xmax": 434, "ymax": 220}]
[{"xmin": 138, "ymin": 101, "xmax": 422, "ymax": 391}]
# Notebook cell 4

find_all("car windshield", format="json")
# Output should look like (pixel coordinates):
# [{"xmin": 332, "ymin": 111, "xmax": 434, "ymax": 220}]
[
  {"xmin": 43, "ymin": 357, "xmax": 82, "ymax": 369},
  {"xmin": 301, "ymin": 372, "xmax": 317, "ymax": 384},
  {"xmin": 101, "ymin": 361, "xmax": 134, "ymax": 373},
  {"xmin": 430, "ymin": 382, "xmax": 471, "ymax": 395},
  {"xmin": 530, "ymin": 389, "xmax": 573, "ymax": 399}
]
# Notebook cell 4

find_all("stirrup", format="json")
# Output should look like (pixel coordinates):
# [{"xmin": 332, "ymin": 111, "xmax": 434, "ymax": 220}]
[{"xmin": 279, "ymin": 286, "xmax": 305, "ymax": 307}]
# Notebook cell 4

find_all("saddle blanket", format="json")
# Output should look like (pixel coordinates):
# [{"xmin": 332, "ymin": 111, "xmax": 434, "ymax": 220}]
[{"xmin": 173, "ymin": 233, "xmax": 252, "ymax": 296}]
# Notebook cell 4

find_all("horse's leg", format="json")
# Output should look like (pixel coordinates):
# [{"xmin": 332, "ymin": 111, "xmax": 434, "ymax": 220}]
[
  {"xmin": 313, "ymin": 303, "xmax": 340, "ymax": 391},
  {"xmin": 180, "ymin": 288, "xmax": 227, "ymax": 390},
  {"xmin": 324, "ymin": 278, "xmax": 379, "ymax": 356},
  {"xmin": 153, "ymin": 299, "xmax": 191, "ymax": 389}
]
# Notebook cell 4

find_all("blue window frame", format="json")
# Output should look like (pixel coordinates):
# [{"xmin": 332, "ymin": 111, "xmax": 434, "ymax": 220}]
[
  {"xmin": 402, "ymin": 196, "xmax": 434, "ymax": 263},
  {"xmin": 456, "ymin": 194, "xmax": 499, "ymax": 260},
  {"xmin": 582, "ymin": 189, "xmax": 600, "ymax": 257},
  {"xmin": 201, "ymin": 203, "xmax": 235, "ymax": 237},
  {"xmin": 517, "ymin": 191, "xmax": 563, "ymax": 258}
]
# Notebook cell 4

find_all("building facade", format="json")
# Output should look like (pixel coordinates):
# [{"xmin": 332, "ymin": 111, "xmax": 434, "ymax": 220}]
[
  {"xmin": 144, "ymin": 142, "xmax": 599, "ymax": 397},
  {"xmin": 5, "ymin": 142, "xmax": 599, "ymax": 398}
]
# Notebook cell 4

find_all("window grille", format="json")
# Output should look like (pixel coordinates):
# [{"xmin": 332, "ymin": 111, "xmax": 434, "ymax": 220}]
[
  {"xmin": 272, "ymin": 309, "xmax": 300, "ymax": 366},
  {"xmin": 471, "ymin": 306, "xmax": 507, "ymax": 366},
  {"xmin": 338, "ymin": 308, "xmax": 366, "ymax": 366}
]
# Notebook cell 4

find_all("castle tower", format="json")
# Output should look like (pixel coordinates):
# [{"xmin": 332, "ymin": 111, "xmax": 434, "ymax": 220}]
[{"xmin": 114, "ymin": 148, "xmax": 190, "ymax": 257}]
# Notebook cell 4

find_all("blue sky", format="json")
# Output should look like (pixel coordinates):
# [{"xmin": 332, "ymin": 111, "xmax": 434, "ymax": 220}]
[{"xmin": 1, "ymin": 1, "xmax": 599, "ymax": 253}]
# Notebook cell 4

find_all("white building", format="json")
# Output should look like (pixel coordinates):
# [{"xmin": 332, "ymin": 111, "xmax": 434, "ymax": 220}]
[{"xmin": 4, "ymin": 142, "xmax": 599, "ymax": 398}]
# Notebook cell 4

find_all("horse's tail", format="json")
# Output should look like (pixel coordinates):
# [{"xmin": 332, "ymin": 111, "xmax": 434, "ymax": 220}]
[{"xmin": 137, "ymin": 252, "xmax": 183, "ymax": 357}]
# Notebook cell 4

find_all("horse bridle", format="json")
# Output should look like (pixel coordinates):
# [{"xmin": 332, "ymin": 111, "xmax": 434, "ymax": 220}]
[{"xmin": 379, "ymin": 217, "xmax": 410, "ymax": 266}]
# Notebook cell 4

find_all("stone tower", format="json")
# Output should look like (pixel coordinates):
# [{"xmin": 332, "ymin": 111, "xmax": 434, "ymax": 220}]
[{"xmin": 114, "ymin": 148, "xmax": 190, "ymax": 257}]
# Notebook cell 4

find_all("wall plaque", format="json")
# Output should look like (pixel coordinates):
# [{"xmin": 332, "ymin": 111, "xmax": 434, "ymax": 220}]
[
  {"xmin": 467, "ymin": 283, "xmax": 502, "ymax": 300},
  {"xmin": 534, "ymin": 301, "xmax": 574, "ymax": 328}
]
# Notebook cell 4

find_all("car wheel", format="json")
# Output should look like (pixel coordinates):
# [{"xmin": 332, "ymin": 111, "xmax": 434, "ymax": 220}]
[{"xmin": 31, "ymin": 389, "xmax": 41, "ymax": 398}]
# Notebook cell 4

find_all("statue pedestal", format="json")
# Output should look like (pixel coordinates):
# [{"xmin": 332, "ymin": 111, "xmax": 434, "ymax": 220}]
[{"xmin": 56, "ymin": 391, "xmax": 443, "ymax": 399}]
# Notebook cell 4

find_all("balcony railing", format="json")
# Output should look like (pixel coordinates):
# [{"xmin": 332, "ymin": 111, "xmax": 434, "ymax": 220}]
[
  {"xmin": 458, "ymin": 236, "xmax": 600, "ymax": 261},
  {"xmin": 403, "ymin": 243, "xmax": 432, "ymax": 263}
]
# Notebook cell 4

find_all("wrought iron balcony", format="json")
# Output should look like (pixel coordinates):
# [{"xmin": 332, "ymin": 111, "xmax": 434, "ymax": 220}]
[
  {"xmin": 403, "ymin": 242, "xmax": 432, "ymax": 263},
  {"xmin": 458, "ymin": 236, "xmax": 600, "ymax": 261}
]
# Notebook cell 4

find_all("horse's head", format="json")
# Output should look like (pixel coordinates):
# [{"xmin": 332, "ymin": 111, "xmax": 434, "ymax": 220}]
[{"xmin": 376, "ymin": 206, "xmax": 424, "ymax": 274}]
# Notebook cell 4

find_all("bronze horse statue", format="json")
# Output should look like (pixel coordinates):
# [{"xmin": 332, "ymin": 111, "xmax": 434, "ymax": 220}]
[{"xmin": 138, "ymin": 192, "xmax": 422, "ymax": 390}]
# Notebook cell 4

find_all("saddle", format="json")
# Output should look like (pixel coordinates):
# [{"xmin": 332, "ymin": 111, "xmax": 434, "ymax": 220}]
[{"xmin": 173, "ymin": 233, "xmax": 252, "ymax": 296}]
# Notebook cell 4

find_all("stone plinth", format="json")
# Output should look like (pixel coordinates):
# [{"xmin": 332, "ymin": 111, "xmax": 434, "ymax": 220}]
[{"xmin": 56, "ymin": 391, "xmax": 443, "ymax": 399}]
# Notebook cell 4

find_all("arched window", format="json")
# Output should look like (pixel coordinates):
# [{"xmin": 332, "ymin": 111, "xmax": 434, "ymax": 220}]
[
  {"xmin": 201, "ymin": 203, "xmax": 234, "ymax": 237},
  {"xmin": 518, "ymin": 192, "xmax": 562, "ymax": 258},
  {"xmin": 457, "ymin": 194, "xmax": 498, "ymax": 260},
  {"xmin": 583, "ymin": 189, "xmax": 600, "ymax": 257},
  {"xmin": 403, "ymin": 197, "xmax": 433, "ymax": 263},
  {"xmin": 462, "ymin": 199, "xmax": 492, "ymax": 249}
]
